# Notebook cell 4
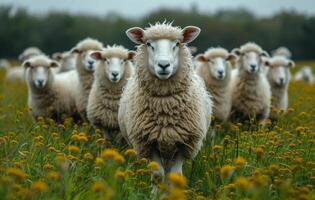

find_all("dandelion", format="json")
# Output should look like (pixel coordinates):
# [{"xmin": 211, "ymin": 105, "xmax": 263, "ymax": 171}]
[
  {"xmin": 168, "ymin": 173, "xmax": 187, "ymax": 188},
  {"xmin": 235, "ymin": 157, "xmax": 246, "ymax": 169},
  {"xmin": 68, "ymin": 145, "xmax": 80, "ymax": 153},
  {"xmin": 71, "ymin": 134, "xmax": 80, "ymax": 142},
  {"xmin": 148, "ymin": 161, "xmax": 160, "ymax": 171},
  {"xmin": 84, "ymin": 153, "xmax": 94, "ymax": 161},
  {"xmin": 91, "ymin": 181, "xmax": 105, "ymax": 193},
  {"xmin": 47, "ymin": 171, "xmax": 60, "ymax": 181},
  {"xmin": 167, "ymin": 187, "xmax": 187, "ymax": 200},
  {"xmin": 101, "ymin": 149, "xmax": 125, "ymax": 164},
  {"xmin": 212, "ymin": 145, "xmax": 223, "ymax": 151},
  {"xmin": 31, "ymin": 181, "xmax": 49, "ymax": 193},
  {"xmin": 124, "ymin": 149, "xmax": 137, "ymax": 157},
  {"xmin": 7, "ymin": 168, "xmax": 28, "ymax": 180},
  {"xmin": 220, "ymin": 165, "xmax": 235, "ymax": 179},
  {"xmin": 235, "ymin": 177, "xmax": 251, "ymax": 190},
  {"xmin": 95, "ymin": 157, "xmax": 104, "ymax": 166},
  {"xmin": 256, "ymin": 147, "xmax": 264, "ymax": 160},
  {"xmin": 43, "ymin": 163, "xmax": 54, "ymax": 170},
  {"xmin": 115, "ymin": 170, "xmax": 125, "ymax": 180}
]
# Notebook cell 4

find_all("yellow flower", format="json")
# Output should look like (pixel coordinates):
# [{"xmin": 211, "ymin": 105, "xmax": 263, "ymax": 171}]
[
  {"xmin": 71, "ymin": 134, "xmax": 80, "ymax": 142},
  {"xmin": 124, "ymin": 149, "xmax": 137, "ymax": 157},
  {"xmin": 235, "ymin": 157, "xmax": 246, "ymax": 169},
  {"xmin": 256, "ymin": 147, "xmax": 264, "ymax": 160},
  {"xmin": 115, "ymin": 170, "xmax": 125, "ymax": 179},
  {"xmin": 96, "ymin": 138, "xmax": 105, "ymax": 145},
  {"xmin": 114, "ymin": 154, "xmax": 125, "ymax": 164},
  {"xmin": 167, "ymin": 187, "xmax": 187, "ymax": 200},
  {"xmin": 47, "ymin": 171, "xmax": 60, "ymax": 181},
  {"xmin": 220, "ymin": 165, "xmax": 235, "ymax": 179},
  {"xmin": 84, "ymin": 153, "xmax": 94, "ymax": 161},
  {"xmin": 95, "ymin": 157, "xmax": 104, "ymax": 166},
  {"xmin": 79, "ymin": 135, "xmax": 88, "ymax": 142},
  {"xmin": 101, "ymin": 149, "xmax": 125, "ymax": 164},
  {"xmin": 235, "ymin": 177, "xmax": 251, "ymax": 189},
  {"xmin": 7, "ymin": 168, "xmax": 28, "ymax": 180},
  {"xmin": 147, "ymin": 161, "xmax": 160, "ymax": 171},
  {"xmin": 168, "ymin": 173, "xmax": 187, "ymax": 188},
  {"xmin": 43, "ymin": 163, "xmax": 54, "ymax": 170},
  {"xmin": 91, "ymin": 181, "xmax": 105, "ymax": 193},
  {"xmin": 68, "ymin": 145, "xmax": 80, "ymax": 153},
  {"xmin": 31, "ymin": 181, "xmax": 49, "ymax": 193},
  {"xmin": 212, "ymin": 145, "xmax": 223, "ymax": 151}
]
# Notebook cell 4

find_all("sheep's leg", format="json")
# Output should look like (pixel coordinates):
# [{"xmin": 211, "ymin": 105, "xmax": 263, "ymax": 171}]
[
  {"xmin": 150, "ymin": 150, "xmax": 165, "ymax": 195},
  {"xmin": 169, "ymin": 153, "xmax": 184, "ymax": 175}
]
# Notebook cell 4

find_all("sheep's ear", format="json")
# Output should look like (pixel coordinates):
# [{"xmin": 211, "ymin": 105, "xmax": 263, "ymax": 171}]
[
  {"xmin": 226, "ymin": 53, "xmax": 237, "ymax": 61},
  {"xmin": 261, "ymin": 51, "xmax": 270, "ymax": 58},
  {"xmin": 71, "ymin": 48, "xmax": 81, "ymax": 54},
  {"xmin": 22, "ymin": 61, "xmax": 32, "ymax": 68},
  {"xmin": 126, "ymin": 27, "xmax": 144, "ymax": 44},
  {"xmin": 287, "ymin": 60, "xmax": 295, "ymax": 68},
  {"xmin": 182, "ymin": 26, "xmax": 201, "ymax": 44},
  {"xmin": 127, "ymin": 51, "xmax": 136, "ymax": 60},
  {"xmin": 90, "ymin": 51, "xmax": 102, "ymax": 60},
  {"xmin": 195, "ymin": 54, "xmax": 207, "ymax": 62},
  {"xmin": 231, "ymin": 48, "xmax": 241, "ymax": 56},
  {"xmin": 50, "ymin": 61, "xmax": 60, "ymax": 68},
  {"xmin": 189, "ymin": 46, "xmax": 198, "ymax": 55},
  {"xmin": 52, "ymin": 52, "xmax": 62, "ymax": 61}
]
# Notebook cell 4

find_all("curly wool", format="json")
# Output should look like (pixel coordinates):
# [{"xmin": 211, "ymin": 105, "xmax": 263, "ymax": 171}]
[
  {"xmin": 142, "ymin": 22, "xmax": 183, "ymax": 42},
  {"xmin": 272, "ymin": 47, "xmax": 292, "ymax": 58},
  {"xmin": 119, "ymin": 41, "xmax": 212, "ymax": 159},
  {"xmin": 239, "ymin": 42, "xmax": 264, "ymax": 55},
  {"xmin": 197, "ymin": 48, "xmax": 232, "ymax": 121},
  {"xmin": 87, "ymin": 46, "xmax": 133, "ymax": 138}
]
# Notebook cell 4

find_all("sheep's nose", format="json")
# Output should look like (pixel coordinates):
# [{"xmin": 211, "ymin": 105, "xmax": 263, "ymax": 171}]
[
  {"xmin": 158, "ymin": 63, "xmax": 170, "ymax": 70},
  {"xmin": 112, "ymin": 72, "xmax": 119, "ymax": 77},
  {"xmin": 279, "ymin": 78, "xmax": 284, "ymax": 83},
  {"xmin": 88, "ymin": 61, "xmax": 94, "ymax": 65},
  {"xmin": 218, "ymin": 70, "xmax": 224, "ymax": 75},
  {"xmin": 250, "ymin": 64, "xmax": 257, "ymax": 69},
  {"xmin": 37, "ymin": 80, "xmax": 44, "ymax": 86}
]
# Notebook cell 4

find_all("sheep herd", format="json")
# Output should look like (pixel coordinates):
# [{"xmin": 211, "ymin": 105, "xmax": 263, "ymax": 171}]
[{"xmin": 0, "ymin": 22, "xmax": 314, "ymax": 191}]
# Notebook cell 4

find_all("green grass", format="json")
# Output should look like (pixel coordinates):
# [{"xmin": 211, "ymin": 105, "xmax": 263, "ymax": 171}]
[{"xmin": 0, "ymin": 62, "xmax": 314, "ymax": 200}]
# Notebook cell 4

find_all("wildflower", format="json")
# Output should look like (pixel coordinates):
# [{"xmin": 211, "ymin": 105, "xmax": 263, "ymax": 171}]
[
  {"xmin": 96, "ymin": 138, "xmax": 105, "ymax": 145},
  {"xmin": 95, "ymin": 157, "xmax": 104, "ymax": 166},
  {"xmin": 293, "ymin": 157, "xmax": 303, "ymax": 165},
  {"xmin": 55, "ymin": 155, "xmax": 66, "ymax": 163},
  {"xmin": 256, "ymin": 147, "xmax": 264, "ymax": 160},
  {"xmin": 101, "ymin": 149, "xmax": 125, "ymax": 164},
  {"xmin": 10, "ymin": 140, "xmax": 18, "ymax": 145},
  {"xmin": 84, "ymin": 153, "xmax": 94, "ymax": 161},
  {"xmin": 91, "ymin": 181, "xmax": 105, "ymax": 193},
  {"xmin": 68, "ymin": 145, "xmax": 80, "ymax": 153},
  {"xmin": 47, "ymin": 171, "xmax": 60, "ymax": 181},
  {"xmin": 124, "ymin": 149, "xmax": 137, "ymax": 157},
  {"xmin": 31, "ymin": 181, "xmax": 49, "ymax": 193},
  {"xmin": 71, "ymin": 134, "xmax": 80, "ymax": 142},
  {"xmin": 115, "ymin": 170, "xmax": 125, "ymax": 180},
  {"xmin": 147, "ymin": 161, "xmax": 160, "ymax": 171},
  {"xmin": 168, "ymin": 173, "xmax": 187, "ymax": 188},
  {"xmin": 79, "ymin": 135, "xmax": 88, "ymax": 142},
  {"xmin": 235, "ymin": 157, "xmax": 246, "ymax": 169},
  {"xmin": 7, "ymin": 168, "xmax": 28, "ymax": 180},
  {"xmin": 51, "ymin": 132, "xmax": 59, "ymax": 138},
  {"xmin": 220, "ymin": 165, "xmax": 235, "ymax": 179},
  {"xmin": 167, "ymin": 187, "xmax": 187, "ymax": 200},
  {"xmin": 114, "ymin": 154, "xmax": 125, "ymax": 164},
  {"xmin": 43, "ymin": 163, "xmax": 54, "ymax": 170},
  {"xmin": 212, "ymin": 145, "xmax": 223, "ymax": 151},
  {"xmin": 235, "ymin": 177, "xmax": 251, "ymax": 190}
]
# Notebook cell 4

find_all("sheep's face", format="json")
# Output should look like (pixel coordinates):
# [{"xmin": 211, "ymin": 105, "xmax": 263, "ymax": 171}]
[
  {"xmin": 196, "ymin": 54, "xmax": 236, "ymax": 80},
  {"xmin": 90, "ymin": 51, "xmax": 135, "ymax": 83},
  {"xmin": 241, "ymin": 52, "xmax": 264, "ymax": 74},
  {"xmin": 126, "ymin": 25, "xmax": 201, "ymax": 80},
  {"xmin": 23, "ymin": 60, "xmax": 59, "ymax": 89},
  {"xmin": 269, "ymin": 66, "xmax": 289, "ymax": 86},
  {"xmin": 146, "ymin": 39, "xmax": 180, "ymax": 80},
  {"xmin": 72, "ymin": 49, "xmax": 99, "ymax": 72},
  {"xmin": 53, "ymin": 52, "xmax": 76, "ymax": 69}
]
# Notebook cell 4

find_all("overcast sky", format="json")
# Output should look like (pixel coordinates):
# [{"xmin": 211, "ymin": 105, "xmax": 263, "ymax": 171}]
[{"xmin": 0, "ymin": 0, "xmax": 314, "ymax": 18}]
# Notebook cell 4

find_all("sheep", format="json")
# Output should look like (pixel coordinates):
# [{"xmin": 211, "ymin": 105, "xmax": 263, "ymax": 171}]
[
  {"xmin": 52, "ymin": 51, "xmax": 76, "ymax": 73},
  {"xmin": 271, "ymin": 47, "xmax": 292, "ymax": 59},
  {"xmin": 196, "ymin": 47, "xmax": 236, "ymax": 121},
  {"xmin": 23, "ymin": 55, "xmax": 79, "ymax": 123},
  {"xmin": 87, "ymin": 45, "xmax": 135, "ymax": 141},
  {"xmin": 229, "ymin": 42, "xmax": 271, "ymax": 124},
  {"xmin": 267, "ymin": 56, "xmax": 295, "ymax": 120},
  {"xmin": 71, "ymin": 38, "xmax": 104, "ymax": 120},
  {"xmin": 294, "ymin": 66, "xmax": 314, "ymax": 84},
  {"xmin": 4, "ymin": 47, "xmax": 43, "ymax": 82},
  {"xmin": 119, "ymin": 23, "xmax": 212, "ymax": 189}
]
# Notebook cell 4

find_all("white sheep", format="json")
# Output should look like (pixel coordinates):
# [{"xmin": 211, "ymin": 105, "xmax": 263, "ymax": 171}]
[
  {"xmin": 196, "ymin": 47, "xmax": 236, "ymax": 121},
  {"xmin": 52, "ymin": 51, "xmax": 76, "ymax": 73},
  {"xmin": 87, "ymin": 45, "xmax": 135, "ymax": 141},
  {"xmin": 71, "ymin": 38, "xmax": 104, "ymax": 120},
  {"xmin": 267, "ymin": 56, "xmax": 295, "ymax": 120},
  {"xmin": 23, "ymin": 55, "xmax": 79, "ymax": 123},
  {"xmin": 230, "ymin": 42, "xmax": 271, "ymax": 123},
  {"xmin": 271, "ymin": 47, "xmax": 292, "ymax": 59},
  {"xmin": 119, "ymin": 23, "xmax": 212, "ymax": 189},
  {"xmin": 294, "ymin": 66, "xmax": 314, "ymax": 84},
  {"xmin": 4, "ymin": 47, "xmax": 43, "ymax": 82}
]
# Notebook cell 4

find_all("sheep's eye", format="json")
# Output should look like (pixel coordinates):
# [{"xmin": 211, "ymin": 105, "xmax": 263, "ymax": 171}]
[
  {"xmin": 176, "ymin": 42, "xmax": 180, "ymax": 47},
  {"xmin": 146, "ymin": 42, "xmax": 154, "ymax": 50}
]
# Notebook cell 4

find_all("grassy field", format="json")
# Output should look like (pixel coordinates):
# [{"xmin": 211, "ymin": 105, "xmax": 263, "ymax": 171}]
[{"xmin": 0, "ymin": 62, "xmax": 314, "ymax": 200}]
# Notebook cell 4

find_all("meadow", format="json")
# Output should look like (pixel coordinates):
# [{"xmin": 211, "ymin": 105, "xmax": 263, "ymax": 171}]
[{"xmin": 0, "ymin": 61, "xmax": 314, "ymax": 200}]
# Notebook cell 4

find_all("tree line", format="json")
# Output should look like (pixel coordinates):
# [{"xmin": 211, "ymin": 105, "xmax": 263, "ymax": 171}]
[{"xmin": 0, "ymin": 6, "xmax": 314, "ymax": 60}]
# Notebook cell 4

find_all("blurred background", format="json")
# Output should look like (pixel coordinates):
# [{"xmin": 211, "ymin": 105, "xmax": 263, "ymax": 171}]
[{"xmin": 0, "ymin": 0, "xmax": 315, "ymax": 60}]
